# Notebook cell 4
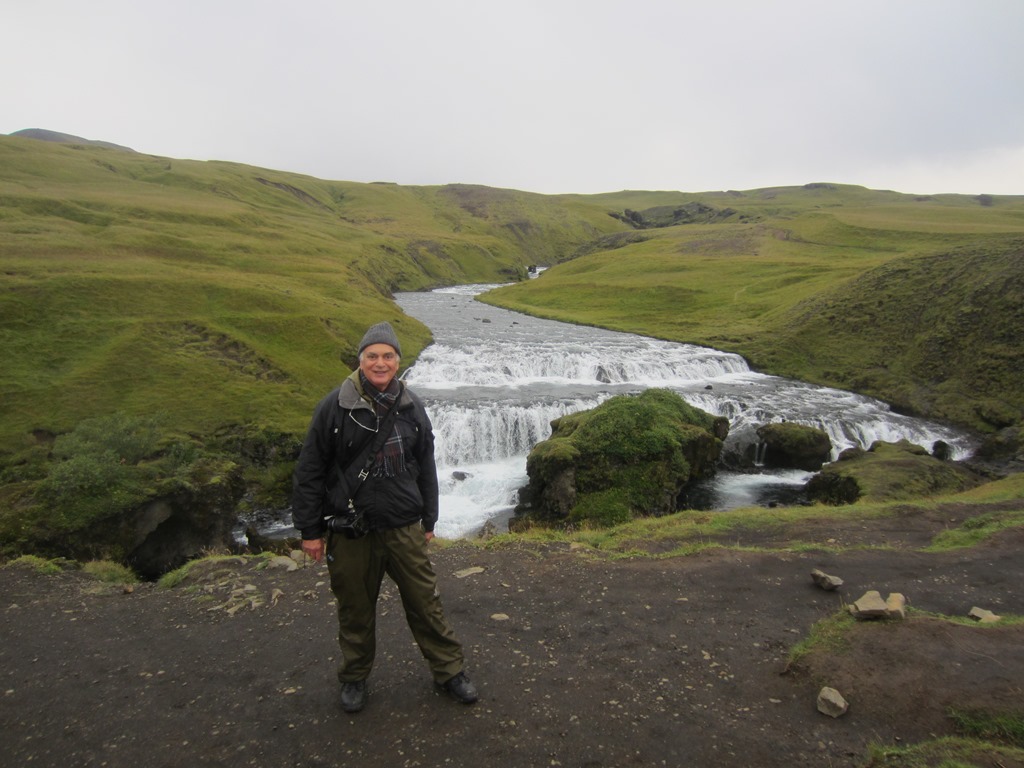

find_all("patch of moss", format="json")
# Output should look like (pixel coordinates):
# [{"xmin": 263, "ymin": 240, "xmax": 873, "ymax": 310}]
[
  {"xmin": 2, "ymin": 554, "xmax": 72, "ymax": 574},
  {"xmin": 82, "ymin": 559, "xmax": 139, "ymax": 584},
  {"xmin": 787, "ymin": 610, "xmax": 857, "ymax": 666}
]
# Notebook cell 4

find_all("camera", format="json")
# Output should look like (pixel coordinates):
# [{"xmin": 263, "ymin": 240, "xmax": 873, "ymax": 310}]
[{"xmin": 325, "ymin": 509, "xmax": 369, "ymax": 539}]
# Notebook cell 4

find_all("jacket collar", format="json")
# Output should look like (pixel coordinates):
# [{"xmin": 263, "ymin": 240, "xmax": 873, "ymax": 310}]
[{"xmin": 337, "ymin": 369, "xmax": 409, "ymax": 411}]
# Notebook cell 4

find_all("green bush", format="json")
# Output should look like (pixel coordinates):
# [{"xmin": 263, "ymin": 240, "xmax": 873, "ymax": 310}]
[
  {"xmin": 33, "ymin": 412, "xmax": 164, "ymax": 532},
  {"xmin": 1, "ymin": 413, "xmax": 230, "ymax": 559},
  {"xmin": 51, "ymin": 412, "xmax": 160, "ymax": 464}
]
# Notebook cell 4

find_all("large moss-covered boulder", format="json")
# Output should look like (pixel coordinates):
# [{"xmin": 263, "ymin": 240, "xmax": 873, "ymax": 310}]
[
  {"xmin": 0, "ymin": 413, "xmax": 246, "ymax": 579},
  {"xmin": 120, "ymin": 460, "xmax": 245, "ymax": 579},
  {"xmin": 754, "ymin": 422, "xmax": 832, "ymax": 471},
  {"xmin": 805, "ymin": 439, "xmax": 984, "ymax": 505},
  {"xmin": 515, "ymin": 389, "xmax": 728, "ymax": 527},
  {"xmin": 10, "ymin": 456, "xmax": 245, "ymax": 580}
]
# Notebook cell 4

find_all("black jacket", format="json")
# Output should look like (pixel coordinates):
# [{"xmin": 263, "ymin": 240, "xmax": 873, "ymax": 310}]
[{"xmin": 291, "ymin": 371, "xmax": 439, "ymax": 539}]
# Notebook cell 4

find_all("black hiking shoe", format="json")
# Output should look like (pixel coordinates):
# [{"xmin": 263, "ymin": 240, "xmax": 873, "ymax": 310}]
[
  {"xmin": 340, "ymin": 680, "xmax": 367, "ymax": 713},
  {"xmin": 437, "ymin": 672, "xmax": 478, "ymax": 704}
]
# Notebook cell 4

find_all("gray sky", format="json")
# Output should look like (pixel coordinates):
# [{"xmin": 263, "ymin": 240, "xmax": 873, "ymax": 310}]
[{"xmin": 4, "ymin": 0, "xmax": 1023, "ymax": 195}]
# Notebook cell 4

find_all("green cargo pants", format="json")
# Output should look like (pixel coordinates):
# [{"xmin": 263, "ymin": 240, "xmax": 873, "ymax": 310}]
[{"xmin": 326, "ymin": 522, "xmax": 464, "ymax": 685}]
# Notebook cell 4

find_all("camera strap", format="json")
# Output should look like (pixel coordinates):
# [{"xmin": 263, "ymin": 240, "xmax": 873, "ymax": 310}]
[{"xmin": 340, "ymin": 394, "xmax": 402, "ymax": 496}]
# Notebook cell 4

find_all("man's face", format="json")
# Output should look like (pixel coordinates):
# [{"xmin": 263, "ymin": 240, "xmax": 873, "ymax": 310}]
[{"xmin": 359, "ymin": 343, "xmax": 400, "ymax": 391}]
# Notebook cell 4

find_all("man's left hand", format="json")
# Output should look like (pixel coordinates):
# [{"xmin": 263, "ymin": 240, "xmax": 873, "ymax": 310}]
[{"xmin": 301, "ymin": 537, "xmax": 325, "ymax": 562}]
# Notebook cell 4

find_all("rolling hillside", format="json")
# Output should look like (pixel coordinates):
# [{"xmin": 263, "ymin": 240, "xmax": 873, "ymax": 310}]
[
  {"xmin": 1, "ymin": 133, "xmax": 1022, "ymax": 519},
  {"xmin": 484, "ymin": 184, "xmax": 1024, "ymax": 433},
  {"xmin": 0, "ymin": 134, "xmax": 627, "ymax": 451}
]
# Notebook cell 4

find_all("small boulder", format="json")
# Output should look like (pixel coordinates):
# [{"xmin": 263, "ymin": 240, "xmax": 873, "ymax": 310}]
[
  {"xmin": 810, "ymin": 569, "xmax": 844, "ymax": 591},
  {"xmin": 849, "ymin": 590, "xmax": 888, "ymax": 619},
  {"xmin": 816, "ymin": 687, "xmax": 849, "ymax": 718},
  {"xmin": 886, "ymin": 593, "xmax": 908, "ymax": 620},
  {"xmin": 266, "ymin": 555, "xmax": 298, "ymax": 572},
  {"xmin": 968, "ymin": 606, "xmax": 1002, "ymax": 624}
]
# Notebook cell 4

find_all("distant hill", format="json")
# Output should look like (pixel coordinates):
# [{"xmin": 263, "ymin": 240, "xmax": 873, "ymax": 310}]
[
  {"xmin": 483, "ymin": 184, "xmax": 1024, "ymax": 436},
  {"xmin": 8, "ymin": 128, "xmax": 136, "ymax": 152}
]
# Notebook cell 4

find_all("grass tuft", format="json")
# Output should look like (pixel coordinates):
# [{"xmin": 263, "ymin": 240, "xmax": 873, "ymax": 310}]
[
  {"xmin": 948, "ymin": 708, "xmax": 1024, "ymax": 748},
  {"xmin": 82, "ymin": 559, "xmax": 139, "ymax": 584},
  {"xmin": 865, "ymin": 736, "xmax": 1024, "ymax": 767}
]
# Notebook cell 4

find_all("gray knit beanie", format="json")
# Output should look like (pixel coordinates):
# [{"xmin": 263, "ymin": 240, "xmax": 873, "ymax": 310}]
[{"xmin": 358, "ymin": 321, "xmax": 402, "ymax": 357}]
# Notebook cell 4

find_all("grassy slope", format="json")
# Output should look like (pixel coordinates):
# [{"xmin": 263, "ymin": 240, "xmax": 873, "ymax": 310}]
[
  {"xmin": 483, "ymin": 184, "xmax": 1024, "ymax": 433},
  {"xmin": 0, "ymin": 136, "xmax": 626, "ymax": 453},
  {"xmin": 3, "ymin": 137, "xmax": 1022, "ymax": 465}
]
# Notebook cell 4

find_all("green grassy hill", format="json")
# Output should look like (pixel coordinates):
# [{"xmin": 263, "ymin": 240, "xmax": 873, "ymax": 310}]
[
  {"xmin": 0, "ymin": 135, "xmax": 627, "ymax": 453},
  {"xmin": 484, "ymin": 184, "xmax": 1024, "ymax": 433}
]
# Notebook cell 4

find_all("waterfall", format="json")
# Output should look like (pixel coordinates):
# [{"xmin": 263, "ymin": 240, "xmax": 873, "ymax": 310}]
[
  {"xmin": 752, "ymin": 442, "xmax": 769, "ymax": 466},
  {"xmin": 428, "ymin": 398, "xmax": 605, "ymax": 466},
  {"xmin": 389, "ymin": 285, "xmax": 977, "ymax": 538}
]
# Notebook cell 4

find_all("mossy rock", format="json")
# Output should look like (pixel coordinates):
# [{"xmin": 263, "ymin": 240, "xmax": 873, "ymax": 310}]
[
  {"xmin": 754, "ymin": 422, "xmax": 832, "ymax": 471},
  {"xmin": 516, "ymin": 389, "xmax": 728, "ymax": 526},
  {"xmin": 805, "ymin": 439, "xmax": 985, "ymax": 505}
]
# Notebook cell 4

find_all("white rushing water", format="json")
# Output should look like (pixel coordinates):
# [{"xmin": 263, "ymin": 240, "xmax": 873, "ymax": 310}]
[{"xmin": 396, "ymin": 284, "xmax": 977, "ymax": 539}]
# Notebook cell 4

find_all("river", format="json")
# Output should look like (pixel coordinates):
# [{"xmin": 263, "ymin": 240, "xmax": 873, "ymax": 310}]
[{"xmin": 393, "ymin": 284, "xmax": 976, "ymax": 539}]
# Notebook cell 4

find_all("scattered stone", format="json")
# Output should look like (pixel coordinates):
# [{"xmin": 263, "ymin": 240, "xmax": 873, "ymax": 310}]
[
  {"xmin": 810, "ymin": 569, "xmax": 844, "ymax": 591},
  {"xmin": 816, "ymin": 687, "xmax": 849, "ymax": 718},
  {"xmin": 490, "ymin": 613, "xmax": 511, "ymax": 621},
  {"xmin": 968, "ymin": 606, "xmax": 1002, "ymax": 623},
  {"xmin": 454, "ymin": 566, "xmax": 486, "ymax": 579},
  {"xmin": 849, "ymin": 590, "xmax": 889, "ymax": 619},
  {"xmin": 885, "ymin": 593, "xmax": 907, "ymax": 620},
  {"xmin": 267, "ymin": 556, "xmax": 298, "ymax": 572}
]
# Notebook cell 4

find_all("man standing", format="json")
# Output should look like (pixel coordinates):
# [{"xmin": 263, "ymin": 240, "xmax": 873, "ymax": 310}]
[{"xmin": 292, "ymin": 321, "xmax": 477, "ymax": 713}]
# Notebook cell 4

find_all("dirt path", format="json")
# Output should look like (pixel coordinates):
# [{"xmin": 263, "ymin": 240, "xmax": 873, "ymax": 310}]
[{"xmin": 2, "ymin": 517, "xmax": 1023, "ymax": 768}]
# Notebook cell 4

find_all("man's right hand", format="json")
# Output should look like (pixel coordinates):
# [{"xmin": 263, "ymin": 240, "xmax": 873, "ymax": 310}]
[{"xmin": 301, "ymin": 537, "xmax": 325, "ymax": 562}]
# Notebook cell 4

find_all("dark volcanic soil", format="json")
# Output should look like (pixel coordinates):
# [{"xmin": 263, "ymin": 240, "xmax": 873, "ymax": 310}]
[{"xmin": 2, "ymin": 511, "xmax": 1023, "ymax": 768}]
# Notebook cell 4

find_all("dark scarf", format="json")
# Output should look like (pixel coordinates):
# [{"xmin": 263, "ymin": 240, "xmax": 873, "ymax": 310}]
[{"xmin": 359, "ymin": 372, "xmax": 407, "ymax": 478}]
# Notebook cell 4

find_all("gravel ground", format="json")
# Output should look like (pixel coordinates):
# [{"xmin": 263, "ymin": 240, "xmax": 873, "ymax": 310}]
[{"xmin": 2, "ymin": 507, "xmax": 1023, "ymax": 768}]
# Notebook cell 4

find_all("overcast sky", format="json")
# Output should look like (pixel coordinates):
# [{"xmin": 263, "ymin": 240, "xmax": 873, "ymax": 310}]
[{"xmin": 4, "ymin": 0, "xmax": 1023, "ymax": 196}]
